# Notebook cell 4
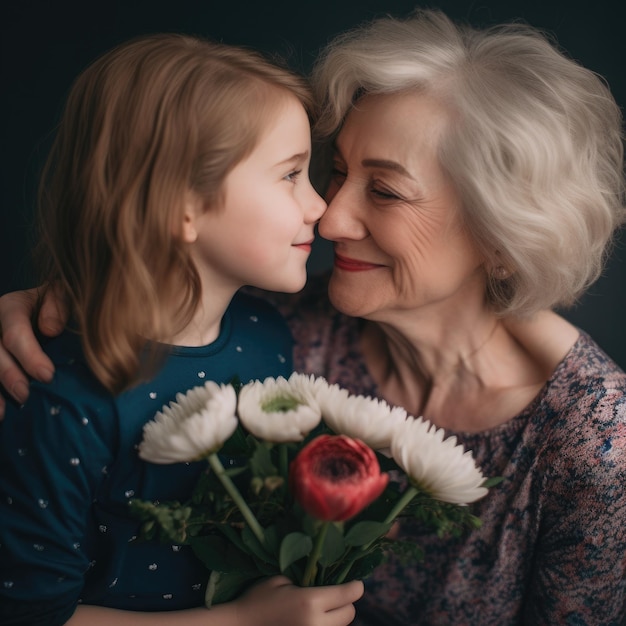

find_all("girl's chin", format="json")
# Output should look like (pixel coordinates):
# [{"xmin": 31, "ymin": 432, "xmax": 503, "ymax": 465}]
[{"xmin": 274, "ymin": 272, "xmax": 308, "ymax": 294}]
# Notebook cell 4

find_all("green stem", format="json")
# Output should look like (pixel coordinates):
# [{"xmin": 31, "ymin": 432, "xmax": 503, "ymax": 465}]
[
  {"xmin": 334, "ymin": 485, "xmax": 420, "ymax": 584},
  {"xmin": 279, "ymin": 444, "xmax": 288, "ymax": 484},
  {"xmin": 382, "ymin": 485, "xmax": 420, "ymax": 526},
  {"xmin": 205, "ymin": 570, "xmax": 221, "ymax": 608},
  {"xmin": 207, "ymin": 452, "xmax": 265, "ymax": 546},
  {"xmin": 302, "ymin": 521, "xmax": 329, "ymax": 586}
]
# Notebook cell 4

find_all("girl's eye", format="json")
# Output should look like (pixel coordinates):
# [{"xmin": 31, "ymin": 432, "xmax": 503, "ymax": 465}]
[{"xmin": 284, "ymin": 169, "xmax": 302, "ymax": 183}]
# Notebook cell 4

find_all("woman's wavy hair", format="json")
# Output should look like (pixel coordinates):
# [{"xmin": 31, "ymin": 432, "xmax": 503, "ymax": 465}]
[
  {"xmin": 312, "ymin": 9, "xmax": 625, "ymax": 317},
  {"xmin": 36, "ymin": 34, "xmax": 314, "ymax": 393}
]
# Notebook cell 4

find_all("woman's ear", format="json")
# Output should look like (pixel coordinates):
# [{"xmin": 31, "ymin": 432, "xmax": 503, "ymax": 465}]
[{"xmin": 180, "ymin": 192, "xmax": 204, "ymax": 243}]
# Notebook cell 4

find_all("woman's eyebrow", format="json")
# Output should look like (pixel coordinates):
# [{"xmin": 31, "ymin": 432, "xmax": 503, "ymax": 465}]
[
  {"xmin": 331, "ymin": 143, "xmax": 414, "ymax": 180},
  {"xmin": 361, "ymin": 159, "xmax": 415, "ymax": 180}
]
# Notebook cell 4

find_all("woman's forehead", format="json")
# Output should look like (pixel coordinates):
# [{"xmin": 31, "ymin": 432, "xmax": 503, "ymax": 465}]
[{"xmin": 337, "ymin": 92, "xmax": 449, "ymax": 162}]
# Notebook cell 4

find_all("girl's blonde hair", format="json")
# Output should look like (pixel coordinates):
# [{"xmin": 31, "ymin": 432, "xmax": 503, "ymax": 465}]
[
  {"xmin": 36, "ymin": 34, "xmax": 314, "ymax": 393},
  {"xmin": 313, "ymin": 9, "xmax": 625, "ymax": 317}
]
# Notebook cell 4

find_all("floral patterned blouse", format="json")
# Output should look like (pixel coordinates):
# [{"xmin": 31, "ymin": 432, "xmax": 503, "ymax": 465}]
[{"xmin": 269, "ymin": 274, "xmax": 626, "ymax": 626}]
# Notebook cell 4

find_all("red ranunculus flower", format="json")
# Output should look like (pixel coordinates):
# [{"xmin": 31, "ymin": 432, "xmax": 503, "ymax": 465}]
[{"xmin": 289, "ymin": 434, "xmax": 389, "ymax": 522}]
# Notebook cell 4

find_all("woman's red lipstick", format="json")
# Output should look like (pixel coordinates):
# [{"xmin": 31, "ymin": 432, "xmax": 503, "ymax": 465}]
[{"xmin": 334, "ymin": 252, "xmax": 382, "ymax": 272}]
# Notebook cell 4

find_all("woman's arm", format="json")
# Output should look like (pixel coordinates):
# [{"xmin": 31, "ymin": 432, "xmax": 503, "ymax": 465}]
[
  {"xmin": 0, "ymin": 287, "xmax": 65, "ymax": 416},
  {"xmin": 67, "ymin": 578, "xmax": 363, "ymax": 626},
  {"xmin": 524, "ymin": 391, "xmax": 626, "ymax": 624}
]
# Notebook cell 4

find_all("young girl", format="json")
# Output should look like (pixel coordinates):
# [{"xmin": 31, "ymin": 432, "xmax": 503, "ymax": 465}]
[{"xmin": 0, "ymin": 34, "xmax": 362, "ymax": 625}]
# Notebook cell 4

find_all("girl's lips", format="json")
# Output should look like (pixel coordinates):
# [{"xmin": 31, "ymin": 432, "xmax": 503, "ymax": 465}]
[
  {"xmin": 334, "ymin": 252, "xmax": 382, "ymax": 272},
  {"xmin": 293, "ymin": 240, "xmax": 314, "ymax": 253}
]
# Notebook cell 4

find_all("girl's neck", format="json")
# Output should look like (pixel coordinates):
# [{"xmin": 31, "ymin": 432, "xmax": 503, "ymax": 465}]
[{"xmin": 168, "ymin": 282, "xmax": 237, "ymax": 348}]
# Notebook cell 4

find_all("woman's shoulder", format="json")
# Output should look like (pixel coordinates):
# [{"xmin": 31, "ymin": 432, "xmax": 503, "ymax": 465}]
[
  {"xmin": 552, "ymin": 330, "xmax": 626, "ymax": 403},
  {"xmin": 507, "ymin": 310, "xmax": 626, "ymax": 408},
  {"xmin": 537, "ymin": 330, "xmax": 626, "ymax": 482}
]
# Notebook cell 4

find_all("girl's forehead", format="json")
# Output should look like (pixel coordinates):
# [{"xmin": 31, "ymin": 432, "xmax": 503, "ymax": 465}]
[{"xmin": 237, "ymin": 97, "xmax": 312, "ymax": 171}]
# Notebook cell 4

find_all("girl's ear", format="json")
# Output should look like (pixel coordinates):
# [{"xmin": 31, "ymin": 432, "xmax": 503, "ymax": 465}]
[{"xmin": 180, "ymin": 192, "xmax": 203, "ymax": 243}]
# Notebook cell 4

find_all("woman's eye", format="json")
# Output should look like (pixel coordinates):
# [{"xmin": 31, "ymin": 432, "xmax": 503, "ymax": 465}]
[
  {"xmin": 371, "ymin": 187, "xmax": 400, "ymax": 200},
  {"xmin": 330, "ymin": 167, "xmax": 347, "ymax": 182},
  {"xmin": 284, "ymin": 169, "xmax": 302, "ymax": 183}
]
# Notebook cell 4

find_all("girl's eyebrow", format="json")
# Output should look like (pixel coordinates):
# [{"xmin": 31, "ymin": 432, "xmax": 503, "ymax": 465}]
[{"xmin": 275, "ymin": 151, "xmax": 309, "ymax": 167}]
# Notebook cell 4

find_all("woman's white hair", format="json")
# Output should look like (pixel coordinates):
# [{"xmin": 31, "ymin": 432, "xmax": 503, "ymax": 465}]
[{"xmin": 313, "ymin": 9, "xmax": 625, "ymax": 316}]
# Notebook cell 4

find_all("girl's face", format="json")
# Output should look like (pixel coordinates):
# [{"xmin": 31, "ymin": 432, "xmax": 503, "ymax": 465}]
[
  {"xmin": 191, "ymin": 96, "xmax": 326, "ymax": 294},
  {"xmin": 319, "ymin": 91, "xmax": 485, "ymax": 325}
]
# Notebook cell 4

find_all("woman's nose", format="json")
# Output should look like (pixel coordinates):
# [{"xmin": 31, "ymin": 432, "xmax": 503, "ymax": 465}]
[{"xmin": 318, "ymin": 181, "xmax": 367, "ymax": 241}]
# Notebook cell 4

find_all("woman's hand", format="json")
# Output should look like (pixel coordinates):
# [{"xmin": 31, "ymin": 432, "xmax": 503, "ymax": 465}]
[{"xmin": 0, "ymin": 287, "xmax": 66, "ymax": 417}]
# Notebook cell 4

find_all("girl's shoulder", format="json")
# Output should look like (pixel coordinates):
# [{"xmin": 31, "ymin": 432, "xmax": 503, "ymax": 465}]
[
  {"xmin": 33, "ymin": 329, "xmax": 115, "ymax": 412},
  {"xmin": 1, "ymin": 330, "xmax": 119, "ymax": 484}
]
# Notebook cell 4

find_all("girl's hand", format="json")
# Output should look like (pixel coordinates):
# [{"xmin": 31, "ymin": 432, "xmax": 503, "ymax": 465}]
[
  {"xmin": 235, "ymin": 575, "xmax": 364, "ymax": 626},
  {"xmin": 65, "ymin": 577, "xmax": 363, "ymax": 625}
]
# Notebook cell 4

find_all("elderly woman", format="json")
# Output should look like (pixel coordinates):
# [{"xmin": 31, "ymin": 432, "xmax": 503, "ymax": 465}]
[{"xmin": 1, "ymin": 9, "xmax": 625, "ymax": 625}]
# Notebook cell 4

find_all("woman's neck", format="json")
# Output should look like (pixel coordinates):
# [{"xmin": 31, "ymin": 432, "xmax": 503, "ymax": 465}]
[{"xmin": 360, "ymin": 307, "xmax": 576, "ymax": 432}]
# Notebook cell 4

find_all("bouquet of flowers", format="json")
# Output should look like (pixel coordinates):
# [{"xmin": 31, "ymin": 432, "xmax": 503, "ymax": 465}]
[{"xmin": 130, "ymin": 373, "xmax": 495, "ymax": 607}]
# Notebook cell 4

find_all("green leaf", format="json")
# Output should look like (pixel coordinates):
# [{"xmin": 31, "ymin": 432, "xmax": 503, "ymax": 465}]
[
  {"xmin": 128, "ymin": 499, "xmax": 194, "ymax": 544},
  {"xmin": 263, "ymin": 524, "xmax": 281, "ymax": 555},
  {"xmin": 344, "ymin": 521, "xmax": 392, "ymax": 547},
  {"xmin": 221, "ymin": 424, "xmax": 253, "ymax": 456},
  {"xmin": 190, "ymin": 535, "xmax": 257, "ymax": 574},
  {"xmin": 215, "ymin": 524, "xmax": 248, "ymax": 552},
  {"xmin": 207, "ymin": 570, "xmax": 262, "ymax": 605},
  {"xmin": 318, "ymin": 523, "xmax": 346, "ymax": 567},
  {"xmin": 482, "ymin": 476, "xmax": 505, "ymax": 488},
  {"xmin": 401, "ymin": 495, "xmax": 483, "ymax": 537},
  {"xmin": 332, "ymin": 548, "xmax": 386, "ymax": 583},
  {"xmin": 386, "ymin": 539, "xmax": 425, "ymax": 563},
  {"xmin": 279, "ymin": 532, "xmax": 313, "ymax": 572},
  {"xmin": 249, "ymin": 441, "xmax": 278, "ymax": 477},
  {"xmin": 242, "ymin": 525, "xmax": 275, "ymax": 564}
]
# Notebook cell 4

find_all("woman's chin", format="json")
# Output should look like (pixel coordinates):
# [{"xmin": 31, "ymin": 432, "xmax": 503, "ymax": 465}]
[{"xmin": 328, "ymin": 277, "xmax": 377, "ymax": 318}]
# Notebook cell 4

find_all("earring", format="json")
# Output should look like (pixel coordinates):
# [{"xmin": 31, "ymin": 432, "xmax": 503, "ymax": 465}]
[{"xmin": 492, "ymin": 266, "xmax": 509, "ymax": 280}]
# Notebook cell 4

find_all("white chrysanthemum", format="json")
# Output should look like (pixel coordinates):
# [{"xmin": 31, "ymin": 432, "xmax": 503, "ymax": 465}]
[
  {"xmin": 139, "ymin": 381, "xmax": 238, "ymax": 464},
  {"xmin": 390, "ymin": 416, "xmax": 488, "ymax": 504},
  {"xmin": 316, "ymin": 383, "xmax": 407, "ymax": 451},
  {"xmin": 288, "ymin": 372, "xmax": 332, "ymax": 398},
  {"xmin": 237, "ymin": 373, "xmax": 322, "ymax": 442}
]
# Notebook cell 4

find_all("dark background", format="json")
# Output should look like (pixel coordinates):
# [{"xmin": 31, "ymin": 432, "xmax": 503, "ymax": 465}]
[{"xmin": 2, "ymin": 0, "xmax": 625, "ymax": 366}]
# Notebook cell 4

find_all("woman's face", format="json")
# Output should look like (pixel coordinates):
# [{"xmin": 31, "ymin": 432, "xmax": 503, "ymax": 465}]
[{"xmin": 319, "ymin": 91, "xmax": 486, "ymax": 324}]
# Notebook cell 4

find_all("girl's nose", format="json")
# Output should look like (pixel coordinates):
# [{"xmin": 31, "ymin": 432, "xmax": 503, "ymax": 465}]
[{"xmin": 305, "ymin": 187, "xmax": 327, "ymax": 224}]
